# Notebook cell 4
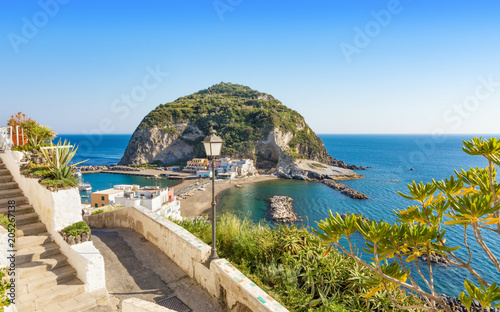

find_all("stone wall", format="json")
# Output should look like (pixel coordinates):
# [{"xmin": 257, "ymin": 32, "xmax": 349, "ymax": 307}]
[{"xmin": 85, "ymin": 206, "xmax": 289, "ymax": 312}]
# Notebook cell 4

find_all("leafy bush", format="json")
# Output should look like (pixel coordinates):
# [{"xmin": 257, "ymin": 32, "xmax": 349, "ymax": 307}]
[
  {"xmin": 91, "ymin": 209, "xmax": 104, "ymax": 215},
  {"xmin": 0, "ymin": 268, "xmax": 11, "ymax": 310},
  {"xmin": 0, "ymin": 214, "xmax": 15, "ymax": 233},
  {"xmin": 62, "ymin": 221, "xmax": 90, "ymax": 237},
  {"xmin": 175, "ymin": 214, "xmax": 423, "ymax": 311},
  {"xmin": 40, "ymin": 176, "xmax": 79, "ymax": 189},
  {"xmin": 40, "ymin": 139, "xmax": 87, "ymax": 179},
  {"xmin": 314, "ymin": 137, "xmax": 500, "ymax": 312}
]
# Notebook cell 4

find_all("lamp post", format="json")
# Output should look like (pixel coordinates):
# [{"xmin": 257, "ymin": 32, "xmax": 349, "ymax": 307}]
[{"xmin": 203, "ymin": 129, "xmax": 224, "ymax": 261}]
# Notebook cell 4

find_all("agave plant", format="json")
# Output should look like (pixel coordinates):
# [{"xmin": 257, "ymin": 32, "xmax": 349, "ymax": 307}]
[{"xmin": 40, "ymin": 139, "xmax": 87, "ymax": 179}]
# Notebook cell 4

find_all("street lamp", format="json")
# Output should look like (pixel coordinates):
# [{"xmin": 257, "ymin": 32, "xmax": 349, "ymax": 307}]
[{"xmin": 203, "ymin": 129, "xmax": 224, "ymax": 261}]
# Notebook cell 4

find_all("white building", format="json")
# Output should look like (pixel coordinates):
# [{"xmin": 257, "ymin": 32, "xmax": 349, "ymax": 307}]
[
  {"xmin": 196, "ymin": 170, "xmax": 212, "ymax": 178},
  {"xmin": 114, "ymin": 185, "xmax": 181, "ymax": 220}
]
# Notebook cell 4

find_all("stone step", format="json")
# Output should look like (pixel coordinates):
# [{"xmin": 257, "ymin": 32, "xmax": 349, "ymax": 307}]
[
  {"xmin": 18, "ymin": 279, "xmax": 86, "ymax": 311},
  {"xmin": 18, "ymin": 264, "xmax": 77, "ymax": 295},
  {"xmin": 0, "ymin": 169, "xmax": 10, "ymax": 176},
  {"xmin": 0, "ymin": 204, "xmax": 35, "ymax": 215},
  {"xmin": 17, "ymin": 222, "xmax": 46, "ymax": 237},
  {"xmin": 0, "ymin": 196, "xmax": 28, "ymax": 208},
  {"xmin": 0, "ymin": 181, "xmax": 18, "ymax": 190},
  {"xmin": 0, "ymin": 175, "xmax": 13, "ymax": 183},
  {"xmin": 0, "ymin": 163, "xmax": 5, "ymax": 169},
  {"xmin": 16, "ymin": 212, "xmax": 39, "ymax": 226},
  {"xmin": 0, "ymin": 188, "xmax": 23, "ymax": 199},
  {"xmin": 17, "ymin": 242, "xmax": 61, "ymax": 265},
  {"xmin": 16, "ymin": 233, "xmax": 52, "ymax": 250},
  {"xmin": 18, "ymin": 253, "xmax": 69, "ymax": 279},
  {"xmin": 40, "ymin": 291, "xmax": 99, "ymax": 312}
]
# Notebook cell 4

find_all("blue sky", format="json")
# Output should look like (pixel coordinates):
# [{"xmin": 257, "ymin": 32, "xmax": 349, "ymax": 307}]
[{"xmin": 1, "ymin": 0, "xmax": 500, "ymax": 135}]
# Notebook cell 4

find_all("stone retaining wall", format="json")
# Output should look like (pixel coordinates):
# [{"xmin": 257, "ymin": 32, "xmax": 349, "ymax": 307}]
[{"xmin": 85, "ymin": 206, "xmax": 289, "ymax": 312}]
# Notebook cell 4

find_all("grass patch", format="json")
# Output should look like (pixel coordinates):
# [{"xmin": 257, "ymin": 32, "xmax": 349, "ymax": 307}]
[
  {"xmin": 311, "ymin": 163, "xmax": 327, "ymax": 169},
  {"xmin": 62, "ymin": 221, "xmax": 90, "ymax": 237},
  {"xmin": 40, "ymin": 176, "xmax": 79, "ymax": 188},
  {"xmin": 23, "ymin": 165, "xmax": 52, "ymax": 177},
  {"xmin": 175, "ymin": 214, "xmax": 423, "ymax": 311}
]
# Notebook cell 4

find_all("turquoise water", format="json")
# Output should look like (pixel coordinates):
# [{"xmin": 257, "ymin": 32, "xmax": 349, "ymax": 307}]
[
  {"xmin": 219, "ymin": 134, "xmax": 500, "ymax": 297},
  {"xmin": 59, "ymin": 133, "xmax": 500, "ymax": 296}
]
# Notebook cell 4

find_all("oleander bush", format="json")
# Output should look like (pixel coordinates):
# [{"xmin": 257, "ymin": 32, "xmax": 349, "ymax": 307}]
[{"xmin": 175, "ymin": 214, "xmax": 424, "ymax": 311}]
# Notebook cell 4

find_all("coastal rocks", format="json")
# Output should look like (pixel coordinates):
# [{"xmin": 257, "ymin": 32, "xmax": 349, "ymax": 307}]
[
  {"xmin": 77, "ymin": 165, "xmax": 110, "ymax": 172},
  {"xmin": 275, "ymin": 158, "xmax": 360, "ymax": 181},
  {"xmin": 77, "ymin": 165, "xmax": 141, "ymax": 172},
  {"xmin": 119, "ymin": 124, "xmax": 203, "ymax": 165},
  {"xmin": 340, "ymin": 213, "xmax": 370, "ymax": 222},
  {"xmin": 267, "ymin": 196, "xmax": 300, "ymax": 222},
  {"xmin": 321, "ymin": 180, "xmax": 369, "ymax": 199},
  {"xmin": 439, "ymin": 294, "xmax": 500, "ymax": 312},
  {"xmin": 419, "ymin": 252, "xmax": 449, "ymax": 266}
]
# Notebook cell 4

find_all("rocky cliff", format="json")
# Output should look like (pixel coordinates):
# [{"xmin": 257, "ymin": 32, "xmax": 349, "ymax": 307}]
[{"xmin": 119, "ymin": 83, "xmax": 361, "ymax": 179}]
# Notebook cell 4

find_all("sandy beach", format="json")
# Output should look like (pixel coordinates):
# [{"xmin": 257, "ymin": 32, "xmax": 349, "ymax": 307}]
[{"xmin": 178, "ymin": 175, "xmax": 279, "ymax": 217}]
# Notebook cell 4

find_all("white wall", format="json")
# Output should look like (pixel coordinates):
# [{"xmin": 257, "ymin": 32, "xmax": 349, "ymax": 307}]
[
  {"xmin": 0, "ymin": 152, "xmax": 107, "ymax": 293},
  {"xmin": 85, "ymin": 207, "xmax": 289, "ymax": 312}
]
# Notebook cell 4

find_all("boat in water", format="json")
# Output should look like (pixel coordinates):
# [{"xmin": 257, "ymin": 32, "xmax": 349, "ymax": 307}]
[
  {"xmin": 235, "ymin": 184, "xmax": 243, "ymax": 188},
  {"xmin": 78, "ymin": 183, "xmax": 92, "ymax": 191}
]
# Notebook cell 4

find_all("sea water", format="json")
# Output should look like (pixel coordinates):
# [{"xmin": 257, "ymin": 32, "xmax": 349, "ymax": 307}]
[{"xmin": 219, "ymin": 134, "xmax": 500, "ymax": 297}]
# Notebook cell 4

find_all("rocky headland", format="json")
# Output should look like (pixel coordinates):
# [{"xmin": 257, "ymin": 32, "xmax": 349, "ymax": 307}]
[
  {"xmin": 267, "ymin": 195, "xmax": 300, "ymax": 222},
  {"xmin": 118, "ymin": 82, "xmax": 364, "ymax": 181}
]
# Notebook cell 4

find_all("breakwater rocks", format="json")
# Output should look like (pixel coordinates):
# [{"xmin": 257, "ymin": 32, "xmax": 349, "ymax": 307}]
[
  {"xmin": 321, "ymin": 180, "xmax": 369, "ymax": 199},
  {"xmin": 439, "ymin": 294, "xmax": 500, "ymax": 312},
  {"xmin": 267, "ymin": 196, "xmax": 301, "ymax": 222},
  {"xmin": 340, "ymin": 213, "xmax": 370, "ymax": 222},
  {"xmin": 77, "ymin": 165, "xmax": 141, "ymax": 172}
]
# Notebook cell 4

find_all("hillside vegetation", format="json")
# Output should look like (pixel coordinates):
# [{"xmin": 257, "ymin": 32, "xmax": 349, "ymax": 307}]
[{"xmin": 136, "ymin": 82, "xmax": 325, "ymax": 162}]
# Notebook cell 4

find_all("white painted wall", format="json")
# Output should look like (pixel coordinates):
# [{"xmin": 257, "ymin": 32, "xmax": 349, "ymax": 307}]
[
  {"xmin": 86, "ymin": 207, "xmax": 289, "ymax": 312},
  {"xmin": 0, "ymin": 152, "xmax": 107, "ymax": 293}
]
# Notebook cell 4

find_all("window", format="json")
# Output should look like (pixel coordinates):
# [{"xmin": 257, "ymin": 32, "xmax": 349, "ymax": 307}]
[
  {"xmin": 101, "ymin": 196, "xmax": 105, "ymax": 201},
  {"xmin": 95, "ymin": 203, "xmax": 98, "ymax": 208},
  {"xmin": 102, "ymin": 204, "xmax": 105, "ymax": 207}
]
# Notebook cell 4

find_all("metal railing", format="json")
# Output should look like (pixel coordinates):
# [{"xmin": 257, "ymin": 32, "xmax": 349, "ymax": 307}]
[{"xmin": 0, "ymin": 125, "xmax": 28, "ymax": 164}]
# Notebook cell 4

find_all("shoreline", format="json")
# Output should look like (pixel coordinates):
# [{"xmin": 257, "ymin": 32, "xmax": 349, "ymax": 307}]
[{"xmin": 179, "ymin": 175, "xmax": 279, "ymax": 217}]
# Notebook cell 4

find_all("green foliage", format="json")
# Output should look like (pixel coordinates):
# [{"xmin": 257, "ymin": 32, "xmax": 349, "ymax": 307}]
[
  {"xmin": 40, "ymin": 176, "xmax": 79, "ymax": 189},
  {"xmin": 175, "ymin": 214, "xmax": 423, "ymax": 311},
  {"xmin": 0, "ymin": 214, "xmax": 15, "ymax": 234},
  {"xmin": 21, "ymin": 120, "xmax": 55, "ymax": 146},
  {"xmin": 0, "ymin": 267, "xmax": 11, "ymax": 310},
  {"xmin": 11, "ymin": 144, "xmax": 38, "ymax": 152},
  {"xmin": 137, "ymin": 82, "xmax": 323, "ymax": 162},
  {"xmin": 314, "ymin": 137, "xmax": 500, "ymax": 312},
  {"xmin": 91, "ymin": 209, "xmax": 104, "ymax": 215},
  {"xmin": 62, "ymin": 221, "xmax": 90, "ymax": 237},
  {"xmin": 40, "ymin": 139, "xmax": 87, "ymax": 179}
]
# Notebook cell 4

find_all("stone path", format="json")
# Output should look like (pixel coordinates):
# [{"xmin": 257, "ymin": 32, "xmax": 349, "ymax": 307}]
[{"xmin": 89, "ymin": 228, "xmax": 222, "ymax": 312}]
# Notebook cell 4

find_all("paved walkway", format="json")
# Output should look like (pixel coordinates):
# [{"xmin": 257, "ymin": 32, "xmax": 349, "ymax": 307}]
[{"xmin": 88, "ymin": 228, "xmax": 222, "ymax": 312}]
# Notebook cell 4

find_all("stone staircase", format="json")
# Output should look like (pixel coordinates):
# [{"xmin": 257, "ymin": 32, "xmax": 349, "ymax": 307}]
[{"xmin": 0, "ymin": 158, "xmax": 102, "ymax": 312}]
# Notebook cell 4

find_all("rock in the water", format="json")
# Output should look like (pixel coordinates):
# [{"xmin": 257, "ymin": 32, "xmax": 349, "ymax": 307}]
[
  {"xmin": 267, "ymin": 196, "xmax": 300, "ymax": 222},
  {"xmin": 340, "ymin": 213, "xmax": 370, "ymax": 222},
  {"xmin": 321, "ymin": 180, "xmax": 369, "ymax": 199},
  {"xmin": 438, "ymin": 294, "xmax": 500, "ymax": 312}
]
